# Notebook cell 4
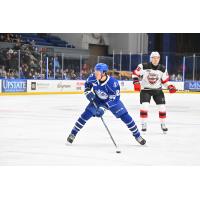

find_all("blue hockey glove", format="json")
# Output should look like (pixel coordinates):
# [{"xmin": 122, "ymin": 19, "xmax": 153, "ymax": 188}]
[
  {"xmin": 96, "ymin": 107, "xmax": 104, "ymax": 118},
  {"xmin": 85, "ymin": 91, "xmax": 95, "ymax": 102}
]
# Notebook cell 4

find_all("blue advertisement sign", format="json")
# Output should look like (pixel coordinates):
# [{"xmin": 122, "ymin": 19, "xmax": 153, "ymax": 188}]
[
  {"xmin": 2, "ymin": 79, "xmax": 27, "ymax": 92},
  {"xmin": 184, "ymin": 81, "xmax": 200, "ymax": 91}
]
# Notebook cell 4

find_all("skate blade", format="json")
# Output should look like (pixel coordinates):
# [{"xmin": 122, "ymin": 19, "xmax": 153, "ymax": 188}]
[{"xmin": 65, "ymin": 141, "xmax": 73, "ymax": 146}]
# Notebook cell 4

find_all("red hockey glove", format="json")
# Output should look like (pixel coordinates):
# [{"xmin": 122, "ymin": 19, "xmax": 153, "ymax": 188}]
[
  {"xmin": 134, "ymin": 82, "xmax": 141, "ymax": 92},
  {"xmin": 168, "ymin": 84, "xmax": 176, "ymax": 93}
]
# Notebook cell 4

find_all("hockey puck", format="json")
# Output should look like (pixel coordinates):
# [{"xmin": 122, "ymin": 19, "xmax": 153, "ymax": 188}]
[{"xmin": 116, "ymin": 150, "xmax": 121, "ymax": 153}]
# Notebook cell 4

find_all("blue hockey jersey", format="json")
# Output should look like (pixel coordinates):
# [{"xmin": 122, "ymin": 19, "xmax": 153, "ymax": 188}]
[{"xmin": 84, "ymin": 74, "xmax": 120, "ymax": 108}]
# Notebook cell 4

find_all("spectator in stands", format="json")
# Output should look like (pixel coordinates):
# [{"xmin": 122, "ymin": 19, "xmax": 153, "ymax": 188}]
[
  {"xmin": 54, "ymin": 56, "xmax": 60, "ymax": 69},
  {"xmin": 5, "ymin": 34, "xmax": 11, "ymax": 42},
  {"xmin": 30, "ymin": 40, "xmax": 36, "ymax": 46},
  {"xmin": 176, "ymin": 73, "xmax": 182, "ymax": 81},
  {"xmin": 0, "ymin": 67, "xmax": 7, "ymax": 79},
  {"xmin": 81, "ymin": 63, "xmax": 91, "ymax": 79},
  {"xmin": 63, "ymin": 69, "xmax": 70, "ymax": 80},
  {"xmin": 2, "ymin": 70, "xmax": 7, "ymax": 79},
  {"xmin": 170, "ymin": 74, "xmax": 176, "ymax": 81},
  {"xmin": 0, "ymin": 34, "xmax": 5, "ymax": 41},
  {"xmin": 69, "ymin": 69, "xmax": 76, "ymax": 80},
  {"xmin": 14, "ymin": 40, "xmax": 21, "ymax": 50}
]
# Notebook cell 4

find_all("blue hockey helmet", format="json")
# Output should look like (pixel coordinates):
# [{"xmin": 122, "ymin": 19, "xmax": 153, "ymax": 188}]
[{"xmin": 95, "ymin": 63, "xmax": 108, "ymax": 73}]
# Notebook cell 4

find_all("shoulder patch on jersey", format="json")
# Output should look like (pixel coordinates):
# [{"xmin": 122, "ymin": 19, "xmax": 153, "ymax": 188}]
[
  {"xmin": 113, "ymin": 81, "xmax": 119, "ymax": 88},
  {"xmin": 107, "ymin": 76, "xmax": 119, "ymax": 88}
]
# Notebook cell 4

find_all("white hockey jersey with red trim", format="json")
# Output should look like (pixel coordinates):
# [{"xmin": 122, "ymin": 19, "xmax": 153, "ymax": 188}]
[{"xmin": 132, "ymin": 63, "xmax": 169, "ymax": 90}]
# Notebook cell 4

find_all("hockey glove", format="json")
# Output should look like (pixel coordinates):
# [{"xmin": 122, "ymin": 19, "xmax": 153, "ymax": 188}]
[
  {"xmin": 133, "ymin": 77, "xmax": 141, "ymax": 92},
  {"xmin": 95, "ymin": 107, "xmax": 104, "ymax": 118},
  {"xmin": 85, "ymin": 90, "xmax": 95, "ymax": 102},
  {"xmin": 133, "ymin": 82, "xmax": 141, "ymax": 91},
  {"xmin": 168, "ymin": 84, "xmax": 177, "ymax": 93}
]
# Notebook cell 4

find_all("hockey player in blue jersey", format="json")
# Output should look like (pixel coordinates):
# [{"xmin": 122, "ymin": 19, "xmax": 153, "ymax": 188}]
[{"xmin": 67, "ymin": 63, "xmax": 146, "ymax": 145}]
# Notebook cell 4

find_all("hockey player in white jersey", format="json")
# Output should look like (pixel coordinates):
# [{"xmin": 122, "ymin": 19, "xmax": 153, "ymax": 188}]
[{"xmin": 132, "ymin": 52, "xmax": 177, "ymax": 133}]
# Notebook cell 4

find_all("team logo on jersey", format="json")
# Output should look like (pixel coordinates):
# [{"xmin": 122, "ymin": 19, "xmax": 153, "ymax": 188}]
[
  {"xmin": 147, "ymin": 72, "xmax": 159, "ymax": 84},
  {"xmin": 95, "ymin": 89, "xmax": 108, "ymax": 100}
]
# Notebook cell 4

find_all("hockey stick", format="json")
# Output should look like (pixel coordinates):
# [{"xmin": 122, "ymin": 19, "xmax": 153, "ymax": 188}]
[{"xmin": 93, "ymin": 102, "xmax": 121, "ymax": 153}]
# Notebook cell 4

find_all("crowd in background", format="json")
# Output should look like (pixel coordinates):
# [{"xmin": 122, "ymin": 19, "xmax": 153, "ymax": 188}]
[
  {"xmin": 0, "ymin": 33, "xmax": 23, "ymax": 44},
  {"xmin": 0, "ymin": 41, "xmax": 42, "ymax": 79},
  {"xmin": 0, "ymin": 45, "xmax": 186, "ymax": 81},
  {"xmin": 0, "ymin": 35, "xmax": 92, "ymax": 80},
  {"xmin": 0, "ymin": 34, "xmax": 197, "ymax": 81}
]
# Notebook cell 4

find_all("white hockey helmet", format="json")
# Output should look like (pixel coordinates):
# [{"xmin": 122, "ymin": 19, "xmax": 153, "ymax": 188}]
[{"xmin": 150, "ymin": 51, "xmax": 160, "ymax": 61}]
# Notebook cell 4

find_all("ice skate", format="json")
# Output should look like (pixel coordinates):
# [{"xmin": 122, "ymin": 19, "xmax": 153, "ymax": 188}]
[
  {"xmin": 66, "ymin": 133, "xmax": 76, "ymax": 144},
  {"xmin": 161, "ymin": 123, "xmax": 168, "ymax": 134},
  {"xmin": 135, "ymin": 135, "xmax": 146, "ymax": 145},
  {"xmin": 141, "ymin": 122, "xmax": 147, "ymax": 132}
]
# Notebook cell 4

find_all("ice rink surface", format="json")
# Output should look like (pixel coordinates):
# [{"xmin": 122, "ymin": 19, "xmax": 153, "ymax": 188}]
[{"xmin": 0, "ymin": 93, "xmax": 200, "ymax": 165}]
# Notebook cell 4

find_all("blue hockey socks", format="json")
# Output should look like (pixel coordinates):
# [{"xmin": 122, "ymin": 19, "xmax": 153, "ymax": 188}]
[{"xmin": 120, "ymin": 113, "xmax": 140, "ymax": 138}]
